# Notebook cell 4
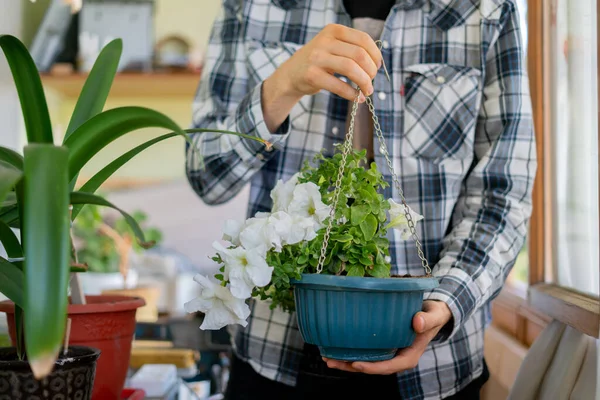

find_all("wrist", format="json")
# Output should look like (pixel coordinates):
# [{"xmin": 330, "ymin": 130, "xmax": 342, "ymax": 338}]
[{"xmin": 261, "ymin": 72, "xmax": 302, "ymax": 133}]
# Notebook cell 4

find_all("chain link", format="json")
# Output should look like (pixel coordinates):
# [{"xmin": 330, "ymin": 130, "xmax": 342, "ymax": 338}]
[
  {"xmin": 316, "ymin": 90, "xmax": 432, "ymax": 276},
  {"xmin": 366, "ymin": 97, "xmax": 431, "ymax": 275},
  {"xmin": 316, "ymin": 91, "xmax": 360, "ymax": 273}
]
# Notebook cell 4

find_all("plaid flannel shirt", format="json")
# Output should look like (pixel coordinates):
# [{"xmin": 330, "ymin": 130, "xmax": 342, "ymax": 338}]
[{"xmin": 186, "ymin": 0, "xmax": 536, "ymax": 398}]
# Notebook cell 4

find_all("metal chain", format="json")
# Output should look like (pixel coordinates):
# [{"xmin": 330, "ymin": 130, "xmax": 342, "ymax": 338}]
[
  {"xmin": 366, "ymin": 96, "xmax": 431, "ymax": 275},
  {"xmin": 315, "ymin": 89, "xmax": 432, "ymax": 276},
  {"xmin": 316, "ymin": 91, "xmax": 360, "ymax": 273}
]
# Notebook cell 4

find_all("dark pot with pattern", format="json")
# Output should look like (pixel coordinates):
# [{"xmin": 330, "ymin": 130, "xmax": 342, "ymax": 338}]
[{"xmin": 0, "ymin": 346, "xmax": 100, "ymax": 400}]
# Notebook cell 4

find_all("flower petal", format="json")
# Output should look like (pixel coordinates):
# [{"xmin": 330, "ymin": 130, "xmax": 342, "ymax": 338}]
[{"xmin": 222, "ymin": 219, "xmax": 243, "ymax": 245}]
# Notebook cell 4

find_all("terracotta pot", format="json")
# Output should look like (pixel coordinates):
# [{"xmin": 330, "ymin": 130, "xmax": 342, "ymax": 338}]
[{"xmin": 0, "ymin": 295, "xmax": 145, "ymax": 400}]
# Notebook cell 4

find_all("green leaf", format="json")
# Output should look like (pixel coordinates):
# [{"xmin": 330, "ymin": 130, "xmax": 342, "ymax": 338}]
[
  {"xmin": 0, "ymin": 219, "xmax": 22, "ymax": 258},
  {"xmin": 358, "ymin": 254, "xmax": 372, "ymax": 266},
  {"xmin": 346, "ymin": 265, "xmax": 365, "ymax": 277},
  {"xmin": 64, "ymin": 39, "xmax": 122, "ymax": 141},
  {"xmin": 0, "ymin": 146, "xmax": 24, "ymax": 170},
  {"xmin": 1, "ymin": 192, "xmax": 16, "ymax": 208},
  {"xmin": 350, "ymin": 204, "xmax": 370, "ymax": 226},
  {"xmin": 359, "ymin": 214, "xmax": 378, "ymax": 241},
  {"xmin": 15, "ymin": 305, "xmax": 24, "ymax": 359},
  {"xmin": 64, "ymin": 106, "xmax": 185, "ymax": 182},
  {"xmin": 0, "ymin": 35, "xmax": 53, "ymax": 144},
  {"xmin": 331, "ymin": 233, "xmax": 353, "ymax": 243},
  {"xmin": 0, "ymin": 205, "xmax": 19, "ymax": 228},
  {"xmin": 0, "ymin": 256, "xmax": 24, "ymax": 307},
  {"xmin": 370, "ymin": 262, "xmax": 390, "ymax": 278},
  {"xmin": 71, "ymin": 131, "xmax": 179, "ymax": 218},
  {"xmin": 23, "ymin": 144, "xmax": 71, "ymax": 369},
  {"xmin": 70, "ymin": 191, "xmax": 153, "ymax": 248},
  {"xmin": 0, "ymin": 161, "xmax": 23, "ymax": 204}
]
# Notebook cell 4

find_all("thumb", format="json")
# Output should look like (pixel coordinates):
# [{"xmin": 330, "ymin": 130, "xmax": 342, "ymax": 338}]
[{"xmin": 413, "ymin": 301, "xmax": 449, "ymax": 333}]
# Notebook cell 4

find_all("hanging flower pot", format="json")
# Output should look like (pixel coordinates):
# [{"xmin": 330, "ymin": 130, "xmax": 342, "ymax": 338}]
[
  {"xmin": 292, "ymin": 274, "xmax": 438, "ymax": 361},
  {"xmin": 184, "ymin": 94, "xmax": 438, "ymax": 362}
]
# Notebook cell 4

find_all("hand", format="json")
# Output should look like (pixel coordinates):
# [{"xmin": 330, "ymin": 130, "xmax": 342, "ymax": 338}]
[
  {"xmin": 262, "ymin": 24, "xmax": 383, "ymax": 132},
  {"xmin": 324, "ymin": 300, "xmax": 453, "ymax": 375}
]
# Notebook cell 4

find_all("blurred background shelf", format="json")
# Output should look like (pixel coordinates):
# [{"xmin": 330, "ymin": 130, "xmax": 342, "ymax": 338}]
[{"xmin": 41, "ymin": 71, "xmax": 201, "ymax": 98}]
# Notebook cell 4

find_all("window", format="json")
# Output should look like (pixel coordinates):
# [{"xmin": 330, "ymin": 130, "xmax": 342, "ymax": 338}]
[
  {"xmin": 492, "ymin": 0, "xmax": 599, "ymax": 343},
  {"xmin": 549, "ymin": 0, "xmax": 599, "ymax": 296}
]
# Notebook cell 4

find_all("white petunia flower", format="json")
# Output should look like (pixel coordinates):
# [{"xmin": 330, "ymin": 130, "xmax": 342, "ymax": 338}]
[
  {"xmin": 271, "ymin": 173, "xmax": 300, "ymax": 213},
  {"xmin": 288, "ymin": 182, "xmax": 331, "ymax": 226},
  {"xmin": 386, "ymin": 199, "xmax": 424, "ymax": 239},
  {"xmin": 239, "ymin": 216, "xmax": 282, "ymax": 252},
  {"xmin": 184, "ymin": 275, "xmax": 250, "ymax": 330},
  {"xmin": 222, "ymin": 219, "xmax": 243, "ymax": 246},
  {"xmin": 213, "ymin": 242, "xmax": 273, "ymax": 299},
  {"xmin": 268, "ymin": 211, "xmax": 318, "ymax": 245}
]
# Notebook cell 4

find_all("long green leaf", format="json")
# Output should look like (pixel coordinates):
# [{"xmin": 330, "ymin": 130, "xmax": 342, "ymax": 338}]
[
  {"xmin": 71, "ymin": 132, "xmax": 178, "ymax": 219},
  {"xmin": 15, "ymin": 305, "xmax": 24, "ymax": 359},
  {"xmin": 74, "ymin": 127, "xmax": 268, "ymax": 206},
  {"xmin": 0, "ymin": 219, "xmax": 22, "ymax": 258},
  {"xmin": 64, "ymin": 106, "xmax": 185, "ymax": 181},
  {"xmin": 0, "ymin": 256, "xmax": 24, "ymax": 307},
  {"xmin": 0, "ymin": 146, "xmax": 24, "ymax": 170},
  {"xmin": 64, "ymin": 39, "xmax": 122, "ymax": 141},
  {"xmin": 23, "ymin": 144, "xmax": 70, "ymax": 376},
  {"xmin": 70, "ymin": 191, "xmax": 153, "ymax": 248},
  {"xmin": 0, "ymin": 205, "xmax": 19, "ymax": 228},
  {"xmin": 0, "ymin": 35, "xmax": 53, "ymax": 144},
  {"xmin": 1, "ymin": 192, "xmax": 16, "ymax": 208},
  {"xmin": 0, "ymin": 161, "xmax": 23, "ymax": 204}
]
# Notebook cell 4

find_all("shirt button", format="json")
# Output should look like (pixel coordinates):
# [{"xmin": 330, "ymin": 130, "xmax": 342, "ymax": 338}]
[
  {"xmin": 332, "ymin": 126, "xmax": 339, "ymax": 135},
  {"xmin": 378, "ymin": 92, "xmax": 387, "ymax": 101},
  {"xmin": 436, "ymin": 76, "xmax": 446, "ymax": 84},
  {"xmin": 382, "ymin": 40, "xmax": 390, "ymax": 49}
]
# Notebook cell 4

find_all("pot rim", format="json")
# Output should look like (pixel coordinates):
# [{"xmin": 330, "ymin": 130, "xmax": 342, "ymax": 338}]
[
  {"xmin": 291, "ymin": 273, "xmax": 439, "ymax": 292},
  {"xmin": 0, "ymin": 295, "xmax": 145, "ymax": 315},
  {"xmin": 0, "ymin": 345, "xmax": 101, "ymax": 370}
]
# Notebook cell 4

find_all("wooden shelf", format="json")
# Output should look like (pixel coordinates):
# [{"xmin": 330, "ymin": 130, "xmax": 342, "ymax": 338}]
[{"xmin": 41, "ymin": 71, "xmax": 201, "ymax": 98}]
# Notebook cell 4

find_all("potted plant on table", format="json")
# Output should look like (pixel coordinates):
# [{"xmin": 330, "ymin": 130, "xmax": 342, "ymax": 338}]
[
  {"xmin": 0, "ymin": 35, "xmax": 266, "ymax": 399},
  {"xmin": 185, "ymin": 100, "xmax": 439, "ymax": 362},
  {"xmin": 73, "ymin": 203, "xmax": 163, "ymax": 295},
  {"xmin": 73, "ymin": 204, "xmax": 164, "ymax": 322}
]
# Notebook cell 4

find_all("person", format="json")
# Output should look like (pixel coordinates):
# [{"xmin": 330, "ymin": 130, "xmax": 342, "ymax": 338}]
[{"xmin": 185, "ymin": 0, "xmax": 536, "ymax": 399}]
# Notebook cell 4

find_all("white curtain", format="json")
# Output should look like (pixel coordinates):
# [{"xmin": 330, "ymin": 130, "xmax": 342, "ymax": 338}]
[
  {"xmin": 552, "ymin": 0, "xmax": 599, "ymax": 296},
  {"xmin": 507, "ymin": 320, "xmax": 599, "ymax": 400}
]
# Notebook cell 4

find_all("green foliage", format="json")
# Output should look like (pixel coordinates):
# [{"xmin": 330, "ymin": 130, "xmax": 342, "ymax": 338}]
[
  {"xmin": 73, "ymin": 203, "xmax": 162, "ymax": 273},
  {"xmin": 0, "ymin": 34, "xmax": 265, "ymax": 370},
  {"xmin": 220, "ymin": 147, "xmax": 393, "ymax": 312}
]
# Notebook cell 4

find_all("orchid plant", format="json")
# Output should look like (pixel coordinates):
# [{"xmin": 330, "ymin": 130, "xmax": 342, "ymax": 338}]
[{"xmin": 185, "ymin": 147, "xmax": 424, "ymax": 330}]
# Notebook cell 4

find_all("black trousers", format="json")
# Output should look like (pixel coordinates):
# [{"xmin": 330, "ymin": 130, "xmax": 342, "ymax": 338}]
[{"xmin": 224, "ymin": 344, "xmax": 490, "ymax": 400}]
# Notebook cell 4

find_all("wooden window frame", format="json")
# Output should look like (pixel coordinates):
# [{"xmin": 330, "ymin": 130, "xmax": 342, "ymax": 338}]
[{"xmin": 492, "ymin": 0, "xmax": 600, "ymax": 343}]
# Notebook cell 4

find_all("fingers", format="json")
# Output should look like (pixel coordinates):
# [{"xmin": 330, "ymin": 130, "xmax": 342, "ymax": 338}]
[
  {"xmin": 328, "ymin": 41, "xmax": 379, "ymax": 81},
  {"xmin": 316, "ymin": 54, "xmax": 374, "ymax": 96},
  {"xmin": 351, "ymin": 332, "xmax": 435, "ymax": 375},
  {"xmin": 328, "ymin": 24, "xmax": 383, "ymax": 68},
  {"xmin": 307, "ymin": 68, "xmax": 365, "ymax": 102},
  {"xmin": 413, "ymin": 301, "xmax": 452, "ymax": 334},
  {"xmin": 323, "ymin": 358, "xmax": 363, "ymax": 373}
]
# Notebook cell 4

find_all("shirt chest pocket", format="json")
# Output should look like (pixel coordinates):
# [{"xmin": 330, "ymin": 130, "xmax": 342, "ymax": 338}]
[{"xmin": 402, "ymin": 63, "xmax": 482, "ymax": 163}]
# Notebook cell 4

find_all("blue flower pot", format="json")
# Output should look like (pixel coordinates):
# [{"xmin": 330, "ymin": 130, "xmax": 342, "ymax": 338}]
[{"xmin": 291, "ymin": 274, "xmax": 439, "ymax": 362}]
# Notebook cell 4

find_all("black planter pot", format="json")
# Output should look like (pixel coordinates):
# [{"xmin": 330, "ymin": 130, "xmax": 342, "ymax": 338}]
[{"xmin": 0, "ymin": 346, "xmax": 100, "ymax": 400}]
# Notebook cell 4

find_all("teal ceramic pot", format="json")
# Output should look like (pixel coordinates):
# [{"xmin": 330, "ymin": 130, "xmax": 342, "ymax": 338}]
[{"xmin": 291, "ymin": 274, "xmax": 439, "ymax": 362}]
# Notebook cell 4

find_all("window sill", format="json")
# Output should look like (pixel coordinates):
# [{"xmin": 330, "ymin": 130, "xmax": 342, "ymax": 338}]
[{"xmin": 528, "ymin": 283, "xmax": 600, "ymax": 338}]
